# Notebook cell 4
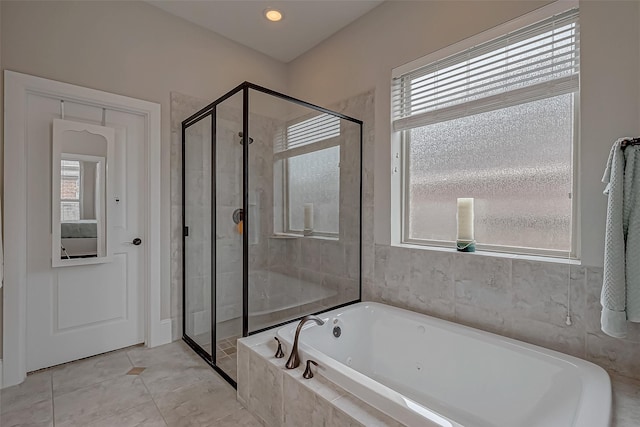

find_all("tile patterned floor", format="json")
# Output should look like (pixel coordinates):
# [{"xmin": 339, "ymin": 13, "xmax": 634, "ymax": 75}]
[
  {"xmin": 195, "ymin": 336, "xmax": 239, "ymax": 382},
  {"xmin": 0, "ymin": 341, "xmax": 261, "ymax": 427},
  {"xmin": 1, "ymin": 340, "xmax": 639, "ymax": 427},
  {"xmin": 216, "ymin": 337, "xmax": 239, "ymax": 383}
]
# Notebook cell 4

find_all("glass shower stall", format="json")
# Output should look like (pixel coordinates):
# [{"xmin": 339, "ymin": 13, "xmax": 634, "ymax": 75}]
[{"xmin": 181, "ymin": 82, "xmax": 363, "ymax": 386}]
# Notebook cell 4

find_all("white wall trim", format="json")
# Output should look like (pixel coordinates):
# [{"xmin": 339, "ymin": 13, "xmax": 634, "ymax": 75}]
[{"xmin": 3, "ymin": 70, "xmax": 170, "ymax": 388}]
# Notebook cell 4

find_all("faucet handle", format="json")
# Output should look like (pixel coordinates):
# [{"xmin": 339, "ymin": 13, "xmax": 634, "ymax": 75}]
[
  {"xmin": 274, "ymin": 337, "xmax": 285, "ymax": 358},
  {"xmin": 303, "ymin": 360, "xmax": 319, "ymax": 379}
]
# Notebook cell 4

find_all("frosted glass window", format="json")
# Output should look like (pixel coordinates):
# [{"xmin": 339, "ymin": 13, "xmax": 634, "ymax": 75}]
[
  {"xmin": 288, "ymin": 146, "xmax": 340, "ymax": 233},
  {"xmin": 394, "ymin": 8, "xmax": 579, "ymax": 256},
  {"xmin": 407, "ymin": 93, "xmax": 573, "ymax": 251}
]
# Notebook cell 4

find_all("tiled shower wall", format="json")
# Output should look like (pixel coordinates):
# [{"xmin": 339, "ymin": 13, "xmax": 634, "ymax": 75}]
[{"xmin": 266, "ymin": 91, "xmax": 375, "ymax": 309}]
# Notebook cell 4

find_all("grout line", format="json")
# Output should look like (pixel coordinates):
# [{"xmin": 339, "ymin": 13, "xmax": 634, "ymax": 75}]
[
  {"xmin": 51, "ymin": 371, "xmax": 56, "ymax": 427},
  {"xmin": 139, "ymin": 373, "xmax": 170, "ymax": 427},
  {"xmin": 125, "ymin": 349, "xmax": 135, "ymax": 367}
]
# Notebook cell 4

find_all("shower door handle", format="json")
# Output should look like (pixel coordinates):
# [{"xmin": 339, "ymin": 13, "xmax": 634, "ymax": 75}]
[{"xmin": 232, "ymin": 208, "xmax": 244, "ymax": 224}]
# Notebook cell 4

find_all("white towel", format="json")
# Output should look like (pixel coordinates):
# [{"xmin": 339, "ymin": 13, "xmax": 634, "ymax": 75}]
[{"xmin": 601, "ymin": 138, "xmax": 640, "ymax": 338}]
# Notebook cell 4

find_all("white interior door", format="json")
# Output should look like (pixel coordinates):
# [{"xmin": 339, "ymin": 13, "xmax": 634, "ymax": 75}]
[{"xmin": 25, "ymin": 94, "xmax": 145, "ymax": 371}]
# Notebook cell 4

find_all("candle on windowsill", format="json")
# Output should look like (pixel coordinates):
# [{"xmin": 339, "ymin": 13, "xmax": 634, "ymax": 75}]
[
  {"xmin": 457, "ymin": 198, "xmax": 475, "ymax": 252},
  {"xmin": 303, "ymin": 203, "xmax": 314, "ymax": 235}
]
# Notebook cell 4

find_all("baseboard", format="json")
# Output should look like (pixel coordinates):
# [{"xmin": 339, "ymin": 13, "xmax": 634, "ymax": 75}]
[{"xmin": 148, "ymin": 318, "xmax": 172, "ymax": 348}]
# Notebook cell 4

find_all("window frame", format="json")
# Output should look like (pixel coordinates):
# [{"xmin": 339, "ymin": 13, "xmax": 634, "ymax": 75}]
[
  {"xmin": 276, "ymin": 117, "xmax": 342, "ymax": 238},
  {"xmin": 392, "ymin": 1, "xmax": 580, "ymax": 259}
]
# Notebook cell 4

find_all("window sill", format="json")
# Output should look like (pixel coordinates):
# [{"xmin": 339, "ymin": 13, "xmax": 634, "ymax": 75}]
[
  {"xmin": 270, "ymin": 233, "xmax": 338, "ymax": 242},
  {"xmin": 269, "ymin": 233, "xmax": 300, "ymax": 239},
  {"xmin": 394, "ymin": 242, "xmax": 581, "ymax": 266}
]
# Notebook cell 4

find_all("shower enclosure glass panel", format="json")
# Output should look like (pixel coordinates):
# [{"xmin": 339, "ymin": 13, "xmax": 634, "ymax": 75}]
[
  {"xmin": 247, "ymin": 90, "xmax": 362, "ymax": 333},
  {"xmin": 182, "ymin": 82, "xmax": 362, "ymax": 388},
  {"xmin": 214, "ymin": 92, "xmax": 244, "ymax": 382},
  {"xmin": 183, "ymin": 115, "xmax": 213, "ymax": 356}
]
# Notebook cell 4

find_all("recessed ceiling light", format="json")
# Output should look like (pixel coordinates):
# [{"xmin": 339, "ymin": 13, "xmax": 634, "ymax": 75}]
[{"xmin": 264, "ymin": 8, "xmax": 283, "ymax": 22}]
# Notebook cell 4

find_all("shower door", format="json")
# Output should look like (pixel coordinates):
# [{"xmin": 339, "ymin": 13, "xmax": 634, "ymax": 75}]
[
  {"xmin": 183, "ymin": 114, "xmax": 214, "ymax": 358},
  {"xmin": 183, "ymin": 91, "xmax": 244, "ymax": 384},
  {"xmin": 213, "ymin": 91, "xmax": 244, "ymax": 382}
]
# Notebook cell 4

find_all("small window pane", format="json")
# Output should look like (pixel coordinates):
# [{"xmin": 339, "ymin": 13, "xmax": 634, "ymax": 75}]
[
  {"xmin": 288, "ymin": 146, "xmax": 340, "ymax": 233},
  {"xmin": 61, "ymin": 201, "xmax": 80, "ymax": 222},
  {"xmin": 407, "ymin": 93, "xmax": 573, "ymax": 251},
  {"xmin": 61, "ymin": 160, "xmax": 80, "ymax": 200}
]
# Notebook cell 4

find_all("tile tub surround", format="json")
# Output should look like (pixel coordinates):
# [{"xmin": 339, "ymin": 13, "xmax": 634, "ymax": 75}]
[
  {"xmin": 237, "ymin": 331, "xmax": 404, "ymax": 427},
  {"xmin": 0, "ymin": 341, "xmax": 262, "ymax": 427},
  {"xmin": 365, "ymin": 245, "xmax": 640, "ymax": 381},
  {"xmin": 238, "ymin": 327, "xmax": 640, "ymax": 427}
]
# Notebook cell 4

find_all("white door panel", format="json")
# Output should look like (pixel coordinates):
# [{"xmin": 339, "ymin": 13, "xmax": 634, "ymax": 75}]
[
  {"xmin": 55, "ymin": 255, "xmax": 128, "ymax": 331},
  {"xmin": 25, "ymin": 93, "xmax": 145, "ymax": 371}
]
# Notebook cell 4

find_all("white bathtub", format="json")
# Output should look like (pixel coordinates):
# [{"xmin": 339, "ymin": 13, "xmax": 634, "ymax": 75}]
[{"xmin": 277, "ymin": 302, "xmax": 611, "ymax": 427}]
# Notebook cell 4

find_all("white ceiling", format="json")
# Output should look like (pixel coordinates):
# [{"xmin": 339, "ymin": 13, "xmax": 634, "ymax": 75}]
[{"xmin": 147, "ymin": 0, "xmax": 384, "ymax": 63}]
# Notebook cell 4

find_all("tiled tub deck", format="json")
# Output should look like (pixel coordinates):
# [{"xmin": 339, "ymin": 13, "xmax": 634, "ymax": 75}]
[{"xmin": 239, "ymin": 329, "xmax": 640, "ymax": 427}]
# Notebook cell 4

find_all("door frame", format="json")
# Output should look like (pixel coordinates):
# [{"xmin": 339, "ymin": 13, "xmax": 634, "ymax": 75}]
[{"xmin": 3, "ymin": 70, "xmax": 170, "ymax": 388}]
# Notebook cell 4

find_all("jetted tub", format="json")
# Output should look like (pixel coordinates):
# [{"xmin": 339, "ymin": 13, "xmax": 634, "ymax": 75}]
[{"xmin": 277, "ymin": 302, "xmax": 611, "ymax": 427}]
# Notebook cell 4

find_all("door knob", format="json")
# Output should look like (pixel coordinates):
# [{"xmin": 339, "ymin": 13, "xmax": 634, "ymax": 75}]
[{"xmin": 132, "ymin": 238, "xmax": 142, "ymax": 246}]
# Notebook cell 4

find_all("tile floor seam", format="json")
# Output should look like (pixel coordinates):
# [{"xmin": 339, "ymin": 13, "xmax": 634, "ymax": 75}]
[
  {"xmin": 124, "ymin": 350, "xmax": 136, "ymax": 369},
  {"xmin": 139, "ymin": 375, "xmax": 170, "ymax": 427},
  {"xmin": 51, "ymin": 372, "xmax": 56, "ymax": 427}
]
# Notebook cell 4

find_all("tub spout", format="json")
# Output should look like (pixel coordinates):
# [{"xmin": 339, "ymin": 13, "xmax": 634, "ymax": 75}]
[{"xmin": 285, "ymin": 315, "xmax": 325, "ymax": 369}]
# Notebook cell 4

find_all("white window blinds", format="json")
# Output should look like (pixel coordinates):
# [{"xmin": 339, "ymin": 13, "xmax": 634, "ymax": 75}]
[
  {"xmin": 274, "ymin": 113, "xmax": 340, "ymax": 153},
  {"xmin": 392, "ymin": 8, "xmax": 579, "ymax": 132}
]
